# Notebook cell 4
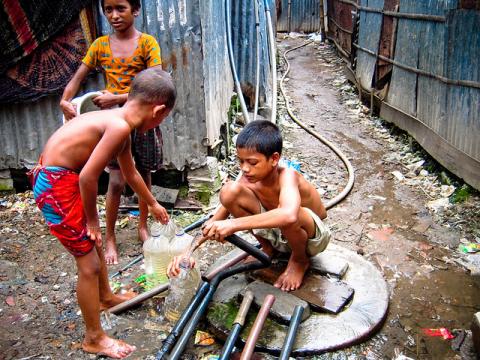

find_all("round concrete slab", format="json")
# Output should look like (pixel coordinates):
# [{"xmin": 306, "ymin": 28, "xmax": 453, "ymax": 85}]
[{"xmin": 206, "ymin": 244, "xmax": 389, "ymax": 356}]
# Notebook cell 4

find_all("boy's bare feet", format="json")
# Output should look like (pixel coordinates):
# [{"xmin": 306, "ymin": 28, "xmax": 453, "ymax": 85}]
[
  {"xmin": 105, "ymin": 236, "xmax": 118, "ymax": 265},
  {"xmin": 274, "ymin": 257, "xmax": 310, "ymax": 292},
  {"xmin": 137, "ymin": 226, "xmax": 149, "ymax": 243},
  {"xmin": 83, "ymin": 333, "xmax": 136, "ymax": 359},
  {"xmin": 100, "ymin": 292, "xmax": 137, "ymax": 310}
]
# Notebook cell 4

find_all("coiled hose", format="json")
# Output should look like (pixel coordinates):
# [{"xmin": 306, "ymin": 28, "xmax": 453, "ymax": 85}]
[{"xmin": 280, "ymin": 41, "xmax": 355, "ymax": 209}]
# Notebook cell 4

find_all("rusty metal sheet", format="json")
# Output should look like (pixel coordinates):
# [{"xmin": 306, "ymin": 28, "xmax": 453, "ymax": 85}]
[{"xmin": 327, "ymin": 0, "xmax": 356, "ymax": 56}]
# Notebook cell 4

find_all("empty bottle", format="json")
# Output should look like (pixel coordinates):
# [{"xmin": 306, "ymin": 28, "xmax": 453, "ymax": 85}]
[
  {"xmin": 143, "ymin": 222, "xmax": 171, "ymax": 287},
  {"xmin": 163, "ymin": 257, "xmax": 200, "ymax": 322},
  {"xmin": 169, "ymin": 229, "xmax": 194, "ymax": 258}
]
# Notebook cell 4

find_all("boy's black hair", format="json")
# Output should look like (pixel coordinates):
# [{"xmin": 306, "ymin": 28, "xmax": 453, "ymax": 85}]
[
  {"xmin": 101, "ymin": 0, "xmax": 141, "ymax": 12},
  {"xmin": 236, "ymin": 120, "xmax": 282, "ymax": 157},
  {"xmin": 129, "ymin": 67, "xmax": 176, "ymax": 109}
]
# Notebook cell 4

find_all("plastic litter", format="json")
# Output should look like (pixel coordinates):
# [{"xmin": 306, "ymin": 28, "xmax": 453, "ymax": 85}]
[
  {"xmin": 459, "ymin": 243, "xmax": 480, "ymax": 254},
  {"xmin": 422, "ymin": 327, "xmax": 455, "ymax": 340},
  {"xmin": 194, "ymin": 330, "xmax": 215, "ymax": 346}
]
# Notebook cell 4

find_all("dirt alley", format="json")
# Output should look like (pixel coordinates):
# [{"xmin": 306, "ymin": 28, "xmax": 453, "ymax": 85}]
[{"xmin": 1, "ymin": 37, "xmax": 479, "ymax": 359}]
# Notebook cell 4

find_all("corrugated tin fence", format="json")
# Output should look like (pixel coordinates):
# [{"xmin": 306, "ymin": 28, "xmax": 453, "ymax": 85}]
[
  {"xmin": 0, "ymin": 0, "xmax": 233, "ymax": 173},
  {"xmin": 277, "ymin": 0, "xmax": 323, "ymax": 32},
  {"xmin": 230, "ymin": 0, "xmax": 275, "ymax": 110},
  {"xmin": 327, "ymin": 0, "xmax": 480, "ymax": 189}
]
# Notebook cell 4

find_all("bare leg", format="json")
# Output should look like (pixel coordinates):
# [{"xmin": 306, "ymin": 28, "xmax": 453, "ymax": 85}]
[
  {"xmin": 75, "ymin": 248, "xmax": 136, "ymax": 358},
  {"xmin": 105, "ymin": 170, "xmax": 125, "ymax": 265},
  {"xmin": 96, "ymin": 245, "xmax": 136, "ymax": 310},
  {"xmin": 275, "ymin": 208, "xmax": 316, "ymax": 292},
  {"xmin": 137, "ymin": 169, "xmax": 151, "ymax": 242}
]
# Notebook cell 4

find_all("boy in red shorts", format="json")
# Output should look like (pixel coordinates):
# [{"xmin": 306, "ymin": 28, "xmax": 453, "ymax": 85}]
[{"xmin": 31, "ymin": 67, "xmax": 175, "ymax": 358}]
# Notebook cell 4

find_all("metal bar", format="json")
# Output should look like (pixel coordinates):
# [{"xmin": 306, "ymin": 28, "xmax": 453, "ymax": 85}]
[
  {"xmin": 159, "ymin": 234, "xmax": 271, "ymax": 359},
  {"xmin": 203, "ymin": 250, "xmax": 249, "ymax": 281},
  {"xmin": 335, "ymin": 0, "xmax": 446, "ymax": 22},
  {"xmin": 156, "ymin": 281, "xmax": 210, "ymax": 358},
  {"xmin": 167, "ymin": 260, "xmax": 270, "ymax": 360},
  {"xmin": 319, "ymin": 0, "xmax": 326, "ymax": 40},
  {"xmin": 108, "ymin": 283, "xmax": 169, "ymax": 314},
  {"xmin": 353, "ymin": 43, "xmax": 480, "ymax": 89},
  {"xmin": 240, "ymin": 294, "xmax": 276, "ymax": 360},
  {"xmin": 219, "ymin": 291, "xmax": 254, "ymax": 360},
  {"xmin": 219, "ymin": 324, "xmax": 242, "ymax": 360},
  {"xmin": 279, "ymin": 305, "xmax": 304, "ymax": 360}
]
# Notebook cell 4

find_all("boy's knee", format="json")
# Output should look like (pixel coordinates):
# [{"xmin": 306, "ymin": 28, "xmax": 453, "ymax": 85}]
[
  {"xmin": 78, "ymin": 262, "xmax": 101, "ymax": 279},
  {"xmin": 219, "ymin": 181, "xmax": 244, "ymax": 206},
  {"xmin": 109, "ymin": 177, "xmax": 125, "ymax": 194}
]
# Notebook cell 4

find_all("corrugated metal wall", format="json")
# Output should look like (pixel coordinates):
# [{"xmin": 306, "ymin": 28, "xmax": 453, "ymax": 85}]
[
  {"xmin": 328, "ymin": 0, "xmax": 480, "ymax": 188},
  {"xmin": 277, "ymin": 0, "xmax": 322, "ymax": 32},
  {"xmin": 0, "ymin": 77, "xmax": 104, "ymax": 169},
  {"xmin": 231, "ymin": 0, "xmax": 275, "ymax": 110},
  {"xmin": 356, "ymin": 0, "xmax": 384, "ymax": 90},
  {"xmin": 326, "ymin": 0, "xmax": 355, "ymax": 55},
  {"xmin": 99, "ymin": 0, "xmax": 233, "ymax": 169},
  {"xmin": 0, "ymin": 0, "xmax": 233, "ymax": 171}
]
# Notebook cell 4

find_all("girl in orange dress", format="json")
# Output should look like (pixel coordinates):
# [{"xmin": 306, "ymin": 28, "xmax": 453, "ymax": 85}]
[{"xmin": 60, "ymin": 0, "xmax": 164, "ymax": 266}]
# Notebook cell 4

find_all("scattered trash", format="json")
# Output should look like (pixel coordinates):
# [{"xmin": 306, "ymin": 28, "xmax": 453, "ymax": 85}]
[
  {"xmin": 426, "ymin": 198, "xmax": 450, "ymax": 212},
  {"xmin": 195, "ymin": 330, "xmax": 215, "ymax": 346},
  {"xmin": 128, "ymin": 210, "xmax": 140, "ymax": 216},
  {"xmin": 391, "ymin": 171, "xmax": 405, "ymax": 181},
  {"xmin": 199, "ymin": 355, "xmax": 219, "ymax": 360},
  {"xmin": 5, "ymin": 296, "xmax": 15, "ymax": 306},
  {"xmin": 458, "ymin": 243, "xmax": 480, "ymax": 254},
  {"xmin": 279, "ymin": 158, "xmax": 301, "ymax": 172},
  {"xmin": 422, "ymin": 328, "xmax": 455, "ymax": 340}
]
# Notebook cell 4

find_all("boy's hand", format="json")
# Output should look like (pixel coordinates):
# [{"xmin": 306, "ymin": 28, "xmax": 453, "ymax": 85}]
[
  {"xmin": 148, "ymin": 203, "xmax": 169, "ymax": 224},
  {"xmin": 92, "ymin": 90, "xmax": 122, "ymax": 109},
  {"xmin": 167, "ymin": 255, "xmax": 196, "ymax": 278},
  {"xmin": 86, "ymin": 223, "xmax": 102, "ymax": 247},
  {"xmin": 202, "ymin": 219, "xmax": 236, "ymax": 243},
  {"xmin": 60, "ymin": 100, "xmax": 77, "ymax": 121}
]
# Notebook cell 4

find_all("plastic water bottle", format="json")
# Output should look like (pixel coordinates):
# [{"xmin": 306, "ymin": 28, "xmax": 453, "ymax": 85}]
[
  {"xmin": 164, "ymin": 257, "xmax": 200, "ymax": 322},
  {"xmin": 169, "ymin": 229, "xmax": 194, "ymax": 258},
  {"xmin": 143, "ymin": 222, "xmax": 171, "ymax": 287}
]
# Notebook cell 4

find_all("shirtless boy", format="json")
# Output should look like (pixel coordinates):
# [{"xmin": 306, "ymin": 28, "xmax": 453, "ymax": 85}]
[
  {"xmin": 31, "ymin": 67, "xmax": 175, "ymax": 358},
  {"xmin": 202, "ymin": 120, "xmax": 331, "ymax": 291}
]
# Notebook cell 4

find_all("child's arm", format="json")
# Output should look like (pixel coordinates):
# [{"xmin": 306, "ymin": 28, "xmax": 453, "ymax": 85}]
[
  {"xmin": 79, "ymin": 122, "xmax": 133, "ymax": 245},
  {"xmin": 60, "ymin": 64, "xmax": 91, "ymax": 120},
  {"xmin": 117, "ymin": 139, "xmax": 169, "ymax": 224},
  {"xmin": 92, "ymin": 91, "xmax": 128, "ymax": 109},
  {"xmin": 203, "ymin": 171, "xmax": 301, "ymax": 242}
]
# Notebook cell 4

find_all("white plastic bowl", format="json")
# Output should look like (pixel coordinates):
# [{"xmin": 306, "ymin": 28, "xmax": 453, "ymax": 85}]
[{"xmin": 62, "ymin": 91, "xmax": 103, "ymax": 124}]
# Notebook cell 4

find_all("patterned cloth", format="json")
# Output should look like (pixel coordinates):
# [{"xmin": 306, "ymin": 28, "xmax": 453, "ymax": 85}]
[
  {"xmin": 82, "ymin": 33, "xmax": 161, "ymax": 95},
  {"xmin": 31, "ymin": 166, "xmax": 94, "ymax": 257}
]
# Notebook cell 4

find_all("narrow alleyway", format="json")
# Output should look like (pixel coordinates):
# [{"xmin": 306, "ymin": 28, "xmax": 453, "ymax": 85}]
[
  {"xmin": 277, "ymin": 36, "xmax": 480, "ymax": 359},
  {"xmin": 0, "ymin": 37, "xmax": 479, "ymax": 359}
]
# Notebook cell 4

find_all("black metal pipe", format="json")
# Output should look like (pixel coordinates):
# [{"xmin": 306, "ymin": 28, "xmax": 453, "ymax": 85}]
[
  {"xmin": 109, "ymin": 215, "xmax": 211, "ymax": 279},
  {"xmin": 279, "ymin": 305, "xmax": 304, "ymax": 360},
  {"xmin": 156, "ymin": 234, "xmax": 271, "ymax": 360},
  {"xmin": 167, "ymin": 260, "xmax": 268, "ymax": 360},
  {"xmin": 155, "ymin": 281, "xmax": 210, "ymax": 358},
  {"xmin": 219, "ymin": 290, "xmax": 254, "ymax": 360}
]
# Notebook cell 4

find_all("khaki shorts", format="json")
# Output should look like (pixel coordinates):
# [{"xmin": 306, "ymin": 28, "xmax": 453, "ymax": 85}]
[{"xmin": 252, "ymin": 205, "xmax": 331, "ymax": 256}]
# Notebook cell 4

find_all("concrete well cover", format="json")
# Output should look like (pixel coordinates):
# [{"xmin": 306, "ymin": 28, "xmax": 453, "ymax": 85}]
[{"xmin": 206, "ymin": 244, "xmax": 389, "ymax": 355}]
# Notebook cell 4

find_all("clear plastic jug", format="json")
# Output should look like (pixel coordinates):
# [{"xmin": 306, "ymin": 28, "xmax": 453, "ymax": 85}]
[
  {"xmin": 143, "ymin": 222, "xmax": 171, "ymax": 287},
  {"xmin": 169, "ymin": 229, "xmax": 194, "ymax": 258},
  {"xmin": 163, "ymin": 257, "xmax": 200, "ymax": 322}
]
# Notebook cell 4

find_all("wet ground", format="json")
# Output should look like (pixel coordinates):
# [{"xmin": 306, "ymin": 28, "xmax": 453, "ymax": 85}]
[{"xmin": 1, "ymin": 37, "xmax": 479, "ymax": 359}]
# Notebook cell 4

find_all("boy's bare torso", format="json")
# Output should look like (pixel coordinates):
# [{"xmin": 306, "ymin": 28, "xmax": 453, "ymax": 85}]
[
  {"xmin": 42, "ymin": 109, "xmax": 130, "ymax": 171},
  {"xmin": 240, "ymin": 167, "xmax": 326, "ymax": 220}
]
